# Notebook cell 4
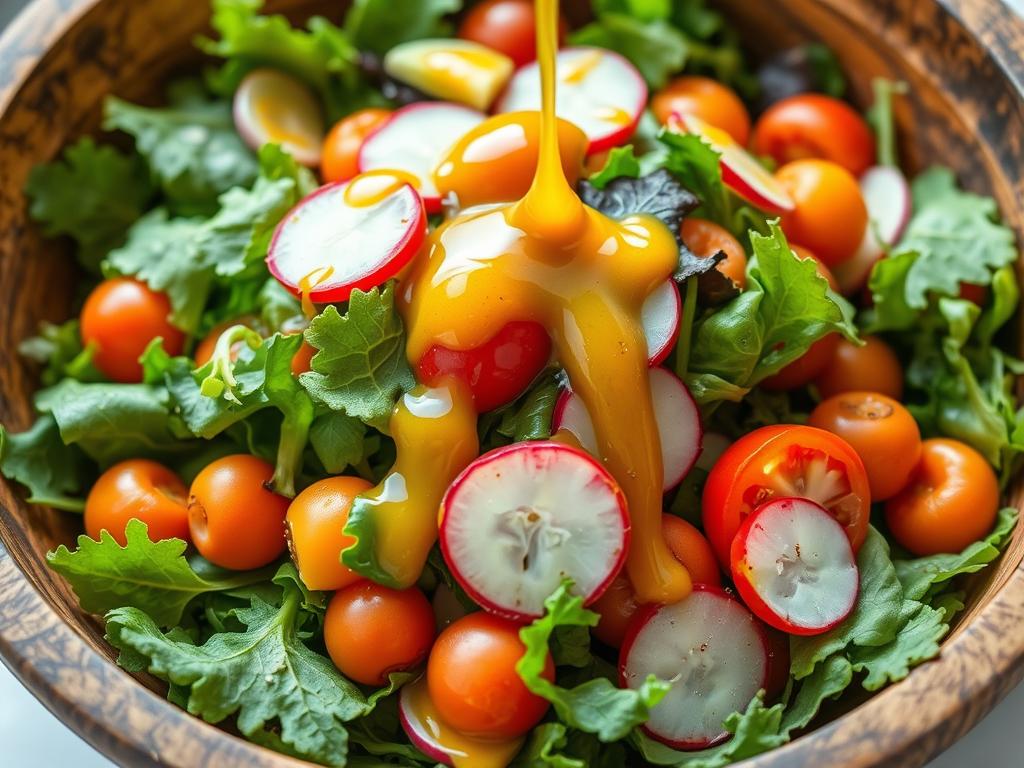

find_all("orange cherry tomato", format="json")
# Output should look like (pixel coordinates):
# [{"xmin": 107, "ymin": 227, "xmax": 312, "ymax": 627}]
[
  {"xmin": 815, "ymin": 335, "xmax": 903, "ymax": 401},
  {"xmin": 652, "ymin": 76, "xmax": 751, "ymax": 145},
  {"xmin": 324, "ymin": 581, "xmax": 435, "ymax": 686},
  {"xmin": 702, "ymin": 425, "xmax": 871, "ymax": 567},
  {"xmin": 593, "ymin": 515, "xmax": 720, "ymax": 648},
  {"xmin": 458, "ymin": 0, "xmax": 567, "ymax": 68},
  {"xmin": 791, "ymin": 244, "xmax": 839, "ymax": 291},
  {"xmin": 760, "ymin": 333, "xmax": 840, "ymax": 391},
  {"xmin": 290, "ymin": 340, "xmax": 316, "ymax": 375},
  {"xmin": 321, "ymin": 108, "xmax": 392, "ymax": 183},
  {"xmin": 680, "ymin": 217, "xmax": 748, "ymax": 289},
  {"xmin": 775, "ymin": 159, "xmax": 868, "ymax": 267},
  {"xmin": 809, "ymin": 392, "xmax": 922, "ymax": 501},
  {"xmin": 885, "ymin": 438, "xmax": 1000, "ymax": 556},
  {"xmin": 187, "ymin": 455, "xmax": 289, "ymax": 570},
  {"xmin": 751, "ymin": 93, "xmax": 876, "ymax": 176},
  {"xmin": 84, "ymin": 459, "xmax": 189, "ymax": 545},
  {"xmin": 81, "ymin": 278, "xmax": 185, "ymax": 383},
  {"xmin": 661, "ymin": 514, "xmax": 721, "ymax": 586},
  {"xmin": 285, "ymin": 476, "xmax": 372, "ymax": 591},
  {"xmin": 591, "ymin": 574, "xmax": 638, "ymax": 648},
  {"xmin": 427, "ymin": 612, "xmax": 553, "ymax": 739}
]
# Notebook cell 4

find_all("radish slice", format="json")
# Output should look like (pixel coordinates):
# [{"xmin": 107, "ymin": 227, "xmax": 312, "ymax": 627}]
[
  {"xmin": 439, "ymin": 441, "xmax": 629, "ymax": 621},
  {"xmin": 642, "ymin": 280, "xmax": 682, "ymax": 366},
  {"xmin": 383, "ymin": 39, "xmax": 515, "ymax": 112},
  {"xmin": 358, "ymin": 102, "xmax": 487, "ymax": 212},
  {"xmin": 672, "ymin": 113, "xmax": 794, "ymax": 214},
  {"xmin": 399, "ymin": 681, "xmax": 455, "ymax": 766},
  {"xmin": 495, "ymin": 47, "xmax": 647, "ymax": 155},
  {"xmin": 266, "ymin": 175, "xmax": 426, "ymax": 303},
  {"xmin": 551, "ymin": 367, "xmax": 702, "ymax": 492},
  {"xmin": 233, "ymin": 69, "xmax": 326, "ymax": 167},
  {"xmin": 834, "ymin": 166, "xmax": 912, "ymax": 295},
  {"xmin": 731, "ymin": 497, "xmax": 859, "ymax": 636},
  {"xmin": 619, "ymin": 586, "xmax": 769, "ymax": 750}
]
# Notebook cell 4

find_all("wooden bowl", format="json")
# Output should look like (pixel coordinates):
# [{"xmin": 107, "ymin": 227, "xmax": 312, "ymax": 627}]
[{"xmin": 0, "ymin": 1, "xmax": 1022, "ymax": 766}]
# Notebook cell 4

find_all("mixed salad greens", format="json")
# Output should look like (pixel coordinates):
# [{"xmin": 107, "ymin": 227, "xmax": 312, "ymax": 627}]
[{"xmin": 2, "ymin": 0, "xmax": 1022, "ymax": 765}]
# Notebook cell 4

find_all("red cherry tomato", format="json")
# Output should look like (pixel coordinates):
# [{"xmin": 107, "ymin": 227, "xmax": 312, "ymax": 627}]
[
  {"xmin": 84, "ymin": 459, "xmax": 189, "ymax": 545},
  {"xmin": 760, "ymin": 333, "xmax": 840, "ymax": 391},
  {"xmin": 702, "ymin": 425, "xmax": 871, "ymax": 567},
  {"xmin": 775, "ymin": 159, "xmax": 868, "ymax": 267},
  {"xmin": 458, "ymin": 0, "xmax": 568, "ymax": 67},
  {"xmin": 652, "ymin": 76, "xmax": 751, "ymax": 145},
  {"xmin": 814, "ymin": 335, "xmax": 904, "ymax": 401},
  {"xmin": 751, "ymin": 93, "xmax": 876, "ymax": 176},
  {"xmin": 81, "ymin": 278, "xmax": 185, "ymax": 383},
  {"xmin": 591, "ymin": 574, "xmax": 638, "ymax": 649},
  {"xmin": 417, "ymin": 321, "xmax": 551, "ymax": 413},
  {"xmin": 321, "ymin": 108, "xmax": 392, "ymax": 183},
  {"xmin": 680, "ymin": 217, "xmax": 748, "ymax": 289},
  {"xmin": 324, "ymin": 581, "xmax": 435, "ymax": 686},
  {"xmin": 427, "ymin": 612, "xmax": 553, "ymax": 739},
  {"xmin": 885, "ymin": 438, "xmax": 1000, "ymax": 556}
]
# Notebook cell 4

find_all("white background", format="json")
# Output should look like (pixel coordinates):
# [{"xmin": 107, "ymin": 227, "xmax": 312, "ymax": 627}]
[{"xmin": 2, "ymin": 0, "xmax": 1024, "ymax": 765}]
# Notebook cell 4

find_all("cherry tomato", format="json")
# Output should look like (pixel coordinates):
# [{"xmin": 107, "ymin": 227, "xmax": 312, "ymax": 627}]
[
  {"xmin": 652, "ymin": 76, "xmax": 751, "ymax": 145},
  {"xmin": 885, "ymin": 438, "xmax": 1000, "ymax": 556},
  {"xmin": 791, "ymin": 244, "xmax": 838, "ymax": 291},
  {"xmin": 680, "ymin": 217, "xmax": 748, "ymax": 289},
  {"xmin": 702, "ymin": 425, "xmax": 871, "ymax": 567},
  {"xmin": 458, "ymin": 0, "xmax": 568, "ymax": 68},
  {"xmin": 751, "ymin": 93, "xmax": 876, "ymax": 176},
  {"xmin": 592, "ymin": 515, "xmax": 720, "ymax": 648},
  {"xmin": 591, "ymin": 574, "xmax": 638, "ymax": 648},
  {"xmin": 959, "ymin": 282, "xmax": 988, "ymax": 306},
  {"xmin": 324, "ymin": 581, "xmax": 435, "ymax": 686},
  {"xmin": 775, "ymin": 159, "xmax": 868, "ymax": 267},
  {"xmin": 661, "ymin": 514, "xmax": 721, "ymax": 586},
  {"xmin": 286, "ymin": 476, "xmax": 372, "ymax": 591},
  {"xmin": 290, "ymin": 341, "xmax": 316, "ymax": 375},
  {"xmin": 417, "ymin": 321, "xmax": 551, "ymax": 413},
  {"xmin": 321, "ymin": 108, "xmax": 392, "ymax": 183},
  {"xmin": 84, "ymin": 459, "xmax": 189, "ymax": 545},
  {"xmin": 809, "ymin": 392, "xmax": 921, "ymax": 501},
  {"xmin": 427, "ymin": 612, "xmax": 553, "ymax": 739},
  {"xmin": 815, "ymin": 335, "xmax": 903, "ymax": 400},
  {"xmin": 760, "ymin": 333, "xmax": 840, "ymax": 391},
  {"xmin": 81, "ymin": 278, "xmax": 185, "ymax": 383},
  {"xmin": 187, "ymin": 455, "xmax": 289, "ymax": 570}
]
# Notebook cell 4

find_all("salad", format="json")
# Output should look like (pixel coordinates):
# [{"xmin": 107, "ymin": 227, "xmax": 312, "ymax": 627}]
[{"xmin": 3, "ymin": 0, "xmax": 1022, "ymax": 765}]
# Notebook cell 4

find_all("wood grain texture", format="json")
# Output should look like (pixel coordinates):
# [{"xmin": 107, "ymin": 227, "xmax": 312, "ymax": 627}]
[{"xmin": 0, "ymin": 1, "xmax": 1021, "ymax": 767}]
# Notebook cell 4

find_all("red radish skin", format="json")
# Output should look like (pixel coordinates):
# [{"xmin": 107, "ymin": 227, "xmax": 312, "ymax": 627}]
[
  {"xmin": 619, "ymin": 586, "xmax": 770, "ymax": 750},
  {"xmin": 266, "ymin": 179, "xmax": 427, "ymax": 303},
  {"xmin": 440, "ymin": 441, "xmax": 629, "ymax": 621},
  {"xmin": 674, "ymin": 113, "xmax": 795, "ymax": 214},
  {"xmin": 642, "ymin": 280, "xmax": 682, "ymax": 366},
  {"xmin": 398, "ymin": 680, "xmax": 456, "ymax": 766},
  {"xmin": 731, "ymin": 497, "xmax": 859, "ymax": 636},
  {"xmin": 551, "ymin": 367, "xmax": 702, "ymax": 492},
  {"xmin": 358, "ymin": 102, "xmax": 487, "ymax": 212},
  {"xmin": 496, "ymin": 47, "xmax": 647, "ymax": 154}
]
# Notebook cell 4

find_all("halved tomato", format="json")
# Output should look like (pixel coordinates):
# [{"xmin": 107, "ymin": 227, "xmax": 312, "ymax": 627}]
[{"xmin": 702, "ymin": 425, "xmax": 870, "ymax": 567}]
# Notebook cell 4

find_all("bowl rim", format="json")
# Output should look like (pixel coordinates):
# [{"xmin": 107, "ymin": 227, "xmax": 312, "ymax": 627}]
[{"xmin": 1, "ymin": 0, "xmax": 1024, "ymax": 767}]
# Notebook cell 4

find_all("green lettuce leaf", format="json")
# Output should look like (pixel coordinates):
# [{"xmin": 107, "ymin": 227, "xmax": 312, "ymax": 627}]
[
  {"xmin": 848, "ymin": 601, "xmax": 947, "ymax": 691},
  {"xmin": 105, "ymin": 576, "xmax": 381, "ymax": 766},
  {"xmin": 344, "ymin": 0, "xmax": 460, "ymax": 55},
  {"xmin": 780, "ymin": 654, "xmax": 852, "ymax": 735},
  {"xmin": 496, "ymin": 374, "xmax": 561, "ymax": 443},
  {"xmin": 517, "ymin": 582, "xmax": 670, "ymax": 742},
  {"xmin": 586, "ymin": 145, "xmax": 642, "ymax": 189},
  {"xmin": 514, "ymin": 723, "xmax": 626, "ymax": 768},
  {"xmin": 18, "ymin": 319, "xmax": 103, "ymax": 387},
  {"xmin": 571, "ymin": 14, "xmax": 687, "ymax": 89},
  {"xmin": 0, "ymin": 415, "xmax": 92, "ymax": 512},
  {"xmin": 24, "ymin": 138, "xmax": 153, "ymax": 272},
  {"xmin": 309, "ymin": 411, "xmax": 369, "ymax": 474},
  {"xmin": 299, "ymin": 285, "xmax": 416, "ymax": 432},
  {"xmin": 104, "ymin": 81, "xmax": 258, "ymax": 216},
  {"xmin": 48, "ymin": 519, "xmax": 273, "ymax": 626}
]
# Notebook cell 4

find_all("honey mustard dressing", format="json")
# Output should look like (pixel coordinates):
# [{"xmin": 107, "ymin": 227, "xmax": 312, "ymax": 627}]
[
  {"xmin": 350, "ymin": 0, "xmax": 692, "ymax": 605},
  {"xmin": 402, "ymin": 677, "xmax": 526, "ymax": 768}
]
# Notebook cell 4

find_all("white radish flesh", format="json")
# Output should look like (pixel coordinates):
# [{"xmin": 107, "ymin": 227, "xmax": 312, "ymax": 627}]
[
  {"xmin": 266, "ymin": 176, "xmax": 426, "ymax": 303},
  {"xmin": 551, "ymin": 367, "xmax": 702, "ymax": 492},
  {"xmin": 731, "ymin": 497, "xmax": 859, "ymax": 635},
  {"xmin": 620, "ymin": 587, "xmax": 769, "ymax": 750},
  {"xmin": 642, "ymin": 280, "xmax": 682, "ymax": 366},
  {"xmin": 233, "ymin": 68, "xmax": 325, "ymax": 167},
  {"xmin": 440, "ymin": 441, "xmax": 629, "ymax": 621},
  {"xmin": 358, "ymin": 102, "xmax": 487, "ymax": 212},
  {"xmin": 496, "ymin": 47, "xmax": 647, "ymax": 154}
]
